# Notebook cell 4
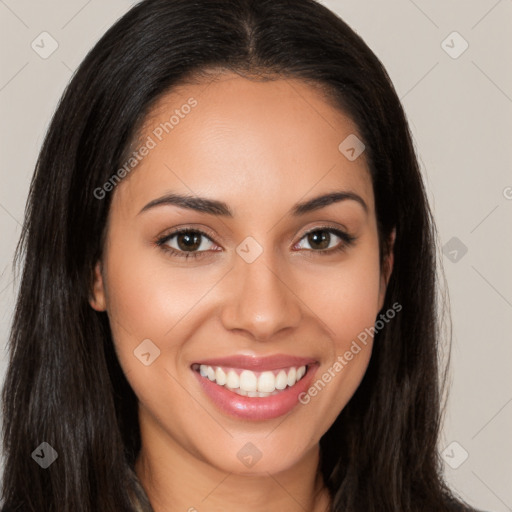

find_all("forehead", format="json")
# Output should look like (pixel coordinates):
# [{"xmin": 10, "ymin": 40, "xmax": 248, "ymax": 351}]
[{"xmin": 112, "ymin": 73, "xmax": 374, "ymax": 218}]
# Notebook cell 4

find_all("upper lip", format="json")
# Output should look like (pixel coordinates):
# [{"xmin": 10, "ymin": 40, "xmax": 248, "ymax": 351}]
[{"xmin": 192, "ymin": 354, "xmax": 317, "ymax": 372}]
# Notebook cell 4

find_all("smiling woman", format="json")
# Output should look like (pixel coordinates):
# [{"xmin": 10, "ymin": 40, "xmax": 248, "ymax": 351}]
[{"xmin": 0, "ymin": 1, "xmax": 485, "ymax": 512}]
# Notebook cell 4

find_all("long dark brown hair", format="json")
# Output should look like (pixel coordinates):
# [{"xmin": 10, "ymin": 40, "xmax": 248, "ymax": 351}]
[{"xmin": 1, "ymin": 0, "xmax": 478, "ymax": 510}]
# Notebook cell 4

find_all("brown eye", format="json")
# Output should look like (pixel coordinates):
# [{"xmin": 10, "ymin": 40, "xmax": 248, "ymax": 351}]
[
  {"xmin": 175, "ymin": 232, "xmax": 203, "ymax": 251},
  {"xmin": 157, "ymin": 229, "xmax": 216, "ymax": 258},
  {"xmin": 294, "ymin": 227, "xmax": 356, "ymax": 255},
  {"xmin": 306, "ymin": 230, "xmax": 332, "ymax": 250}
]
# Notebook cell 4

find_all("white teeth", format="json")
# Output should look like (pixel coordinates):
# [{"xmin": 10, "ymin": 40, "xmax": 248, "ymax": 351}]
[
  {"xmin": 275, "ymin": 370, "xmax": 288, "ymax": 390},
  {"xmin": 239, "ymin": 370, "xmax": 257, "ymax": 392},
  {"xmin": 257, "ymin": 371, "xmax": 275, "ymax": 393},
  {"xmin": 227, "ymin": 387, "xmax": 280, "ymax": 398},
  {"xmin": 226, "ymin": 369, "xmax": 239, "ymax": 389},
  {"xmin": 215, "ymin": 367, "xmax": 227, "ymax": 386},
  {"xmin": 196, "ymin": 364, "xmax": 308, "ymax": 395},
  {"xmin": 287, "ymin": 367, "xmax": 297, "ymax": 387}
]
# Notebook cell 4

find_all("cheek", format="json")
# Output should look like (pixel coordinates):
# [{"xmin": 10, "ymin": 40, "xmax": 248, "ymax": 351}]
[
  {"xmin": 300, "ymin": 240, "xmax": 383, "ymax": 344},
  {"xmin": 101, "ymin": 239, "xmax": 213, "ymax": 432},
  {"xmin": 100, "ymin": 233, "xmax": 206, "ymax": 387},
  {"xmin": 103, "ymin": 235, "xmax": 214, "ymax": 338},
  {"xmin": 295, "ymin": 242, "xmax": 381, "ymax": 427}
]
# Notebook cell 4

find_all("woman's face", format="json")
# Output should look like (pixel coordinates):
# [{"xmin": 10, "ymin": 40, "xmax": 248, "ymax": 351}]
[{"xmin": 90, "ymin": 72, "xmax": 393, "ymax": 475}]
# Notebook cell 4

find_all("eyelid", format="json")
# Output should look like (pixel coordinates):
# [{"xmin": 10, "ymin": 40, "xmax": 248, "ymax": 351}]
[
  {"xmin": 296, "ymin": 222, "xmax": 351, "ymax": 240},
  {"xmin": 155, "ymin": 225, "xmax": 219, "ymax": 245}
]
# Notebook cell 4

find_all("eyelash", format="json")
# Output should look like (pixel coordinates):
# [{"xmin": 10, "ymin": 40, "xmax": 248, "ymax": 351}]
[{"xmin": 155, "ymin": 226, "xmax": 356, "ymax": 260}]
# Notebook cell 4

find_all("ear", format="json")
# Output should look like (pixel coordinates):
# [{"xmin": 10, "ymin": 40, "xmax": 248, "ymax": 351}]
[
  {"xmin": 378, "ymin": 228, "xmax": 396, "ymax": 311},
  {"xmin": 89, "ymin": 261, "xmax": 107, "ymax": 311}
]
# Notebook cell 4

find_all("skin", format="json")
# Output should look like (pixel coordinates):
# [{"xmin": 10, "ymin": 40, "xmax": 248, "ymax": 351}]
[{"xmin": 90, "ymin": 72, "xmax": 394, "ymax": 512}]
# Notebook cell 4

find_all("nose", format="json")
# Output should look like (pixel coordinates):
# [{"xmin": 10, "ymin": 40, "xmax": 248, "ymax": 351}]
[{"xmin": 220, "ymin": 251, "xmax": 302, "ymax": 342}]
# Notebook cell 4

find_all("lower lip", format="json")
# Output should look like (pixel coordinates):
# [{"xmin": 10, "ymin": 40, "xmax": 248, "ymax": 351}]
[{"xmin": 192, "ymin": 365, "xmax": 318, "ymax": 421}]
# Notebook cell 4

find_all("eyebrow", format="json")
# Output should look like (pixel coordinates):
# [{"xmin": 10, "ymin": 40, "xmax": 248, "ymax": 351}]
[{"xmin": 138, "ymin": 190, "xmax": 368, "ymax": 217}]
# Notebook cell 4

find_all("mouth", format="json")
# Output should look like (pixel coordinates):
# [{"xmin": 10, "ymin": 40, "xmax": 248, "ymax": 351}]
[
  {"xmin": 191, "ymin": 355, "xmax": 318, "ymax": 420},
  {"xmin": 192, "ymin": 363, "xmax": 308, "ymax": 396}
]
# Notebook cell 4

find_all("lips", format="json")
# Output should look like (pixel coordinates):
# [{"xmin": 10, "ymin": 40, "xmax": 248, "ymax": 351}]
[
  {"xmin": 194, "ymin": 354, "xmax": 316, "ymax": 371},
  {"xmin": 191, "ymin": 354, "xmax": 318, "ymax": 420}
]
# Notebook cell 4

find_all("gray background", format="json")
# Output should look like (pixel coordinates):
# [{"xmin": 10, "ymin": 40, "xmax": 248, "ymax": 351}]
[{"xmin": 0, "ymin": 0, "xmax": 511, "ymax": 510}]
